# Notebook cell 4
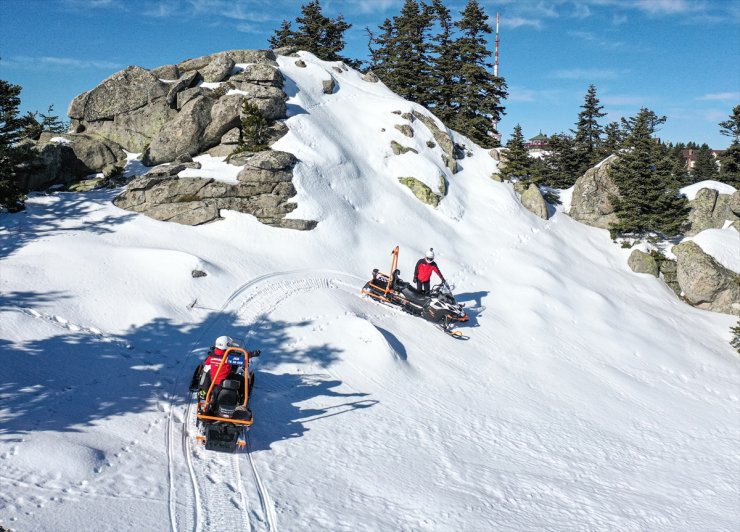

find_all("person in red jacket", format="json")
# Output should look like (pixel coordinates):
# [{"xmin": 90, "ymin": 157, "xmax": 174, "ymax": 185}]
[
  {"xmin": 197, "ymin": 335, "xmax": 236, "ymax": 400},
  {"xmin": 413, "ymin": 248, "xmax": 446, "ymax": 293}
]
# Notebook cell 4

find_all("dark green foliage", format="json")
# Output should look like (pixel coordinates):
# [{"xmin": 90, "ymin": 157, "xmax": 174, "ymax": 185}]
[
  {"xmin": 0, "ymin": 78, "xmax": 37, "ymax": 212},
  {"xmin": 237, "ymin": 100, "xmax": 270, "ymax": 152},
  {"xmin": 368, "ymin": 0, "xmax": 507, "ymax": 147},
  {"xmin": 731, "ymin": 319, "xmax": 740, "ymax": 353},
  {"xmin": 608, "ymin": 108, "xmax": 689, "ymax": 238},
  {"xmin": 572, "ymin": 84, "xmax": 606, "ymax": 176},
  {"xmin": 540, "ymin": 133, "xmax": 581, "ymax": 188},
  {"xmin": 267, "ymin": 1, "xmax": 352, "ymax": 63},
  {"xmin": 600, "ymin": 121, "xmax": 623, "ymax": 159},
  {"xmin": 499, "ymin": 124, "xmax": 538, "ymax": 182},
  {"xmin": 690, "ymin": 143, "xmax": 718, "ymax": 182},
  {"xmin": 718, "ymin": 104, "xmax": 740, "ymax": 144},
  {"xmin": 718, "ymin": 106, "xmax": 740, "ymax": 188}
]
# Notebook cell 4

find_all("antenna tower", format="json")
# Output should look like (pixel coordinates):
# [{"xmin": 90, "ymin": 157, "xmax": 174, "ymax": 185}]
[{"xmin": 491, "ymin": 12, "xmax": 502, "ymax": 143}]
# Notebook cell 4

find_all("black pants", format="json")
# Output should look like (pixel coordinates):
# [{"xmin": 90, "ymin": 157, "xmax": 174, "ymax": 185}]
[{"xmin": 416, "ymin": 279, "xmax": 430, "ymax": 293}]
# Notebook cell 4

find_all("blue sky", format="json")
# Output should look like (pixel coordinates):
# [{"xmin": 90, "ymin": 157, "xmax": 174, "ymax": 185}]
[{"xmin": 1, "ymin": 0, "xmax": 738, "ymax": 148}]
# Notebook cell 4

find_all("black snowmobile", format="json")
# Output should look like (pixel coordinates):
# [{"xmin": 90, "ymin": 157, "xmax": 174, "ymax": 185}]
[
  {"xmin": 189, "ymin": 346, "xmax": 260, "ymax": 452},
  {"xmin": 361, "ymin": 246, "xmax": 469, "ymax": 339}
]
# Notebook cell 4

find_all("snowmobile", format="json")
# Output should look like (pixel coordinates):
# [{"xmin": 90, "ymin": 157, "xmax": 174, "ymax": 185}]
[
  {"xmin": 189, "ymin": 346, "xmax": 259, "ymax": 452},
  {"xmin": 361, "ymin": 246, "xmax": 469, "ymax": 339}
]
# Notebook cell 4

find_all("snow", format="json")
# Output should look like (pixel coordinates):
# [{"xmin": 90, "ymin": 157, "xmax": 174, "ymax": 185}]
[
  {"xmin": 1, "ymin": 52, "xmax": 738, "ymax": 532},
  {"xmin": 680, "ymin": 180, "xmax": 737, "ymax": 200},
  {"xmin": 178, "ymin": 155, "xmax": 242, "ymax": 184},
  {"xmin": 688, "ymin": 228, "xmax": 740, "ymax": 272}
]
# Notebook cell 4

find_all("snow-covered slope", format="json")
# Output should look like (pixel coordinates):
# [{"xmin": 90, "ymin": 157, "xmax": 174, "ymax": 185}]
[{"xmin": 1, "ymin": 52, "xmax": 738, "ymax": 532}]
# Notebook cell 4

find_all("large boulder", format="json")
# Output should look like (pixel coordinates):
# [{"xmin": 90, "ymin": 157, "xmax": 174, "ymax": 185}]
[
  {"xmin": 200, "ymin": 53, "xmax": 235, "ymax": 83},
  {"xmin": 568, "ymin": 155, "xmax": 620, "ymax": 229},
  {"xmin": 232, "ymin": 84, "xmax": 287, "ymax": 120},
  {"xmin": 628, "ymin": 250, "xmax": 659, "ymax": 277},
  {"xmin": 398, "ymin": 177, "xmax": 440, "ymax": 207},
  {"xmin": 68, "ymin": 66, "xmax": 169, "ymax": 121},
  {"xmin": 520, "ymin": 184, "xmax": 549, "ymax": 220},
  {"xmin": 673, "ymin": 240, "xmax": 740, "ymax": 315},
  {"xmin": 237, "ymin": 151, "xmax": 297, "ymax": 183},
  {"xmin": 143, "ymin": 95, "xmax": 214, "ymax": 166},
  {"xmin": 231, "ymin": 64, "xmax": 283, "ymax": 87},
  {"xmin": 177, "ymin": 50, "xmax": 277, "ymax": 73},
  {"xmin": 203, "ymin": 94, "xmax": 244, "ymax": 148},
  {"xmin": 685, "ymin": 188, "xmax": 740, "ymax": 236}
]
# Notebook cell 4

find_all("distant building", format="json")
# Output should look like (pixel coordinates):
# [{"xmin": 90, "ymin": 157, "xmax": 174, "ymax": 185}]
[
  {"xmin": 681, "ymin": 148, "xmax": 723, "ymax": 170},
  {"xmin": 526, "ymin": 132, "xmax": 549, "ymax": 156}
]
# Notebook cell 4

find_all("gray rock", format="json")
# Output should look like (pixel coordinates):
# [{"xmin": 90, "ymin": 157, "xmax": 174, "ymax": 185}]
[
  {"xmin": 177, "ymin": 50, "xmax": 276, "ymax": 73},
  {"xmin": 274, "ymin": 45, "xmax": 299, "ymax": 56},
  {"xmin": 295, "ymin": 60, "xmax": 307, "ymax": 68},
  {"xmin": 395, "ymin": 124, "xmax": 414, "ymax": 138},
  {"xmin": 203, "ymin": 94, "xmax": 244, "ymax": 148},
  {"xmin": 151, "ymin": 64, "xmax": 179, "ymax": 80},
  {"xmin": 166, "ymin": 71, "xmax": 202, "ymax": 107},
  {"xmin": 520, "ymin": 183, "xmax": 549, "ymax": 220},
  {"xmin": 686, "ymin": 188, "xmax": 740, "ymax": 236},
  {"xmin": 673, "ymin": 240, "xmax": 740, "ymax": 315},
  {"xmin": 628, "ymin": 250, "xmax": 659, "ymax": 277},
  {"xmin": 390, "ymin": 141, "xmax": 418, "ymax": 155},
  {"xmin": 206, "ymin": 144, "xmax": 238, "ymax": 157},
  {"xmin": 143, "ymin": 95, "xmax": 214, "ymax": 166},
  {"xmin": 201, "ymin": 53, "xmax": 235, "ymax": 83},
  {"xmin": 221, "ymin": 127, "xmax": 241, "ymax": 145},
  {"xmin": 176, "ymin": 87, "xmax": 207, "ymax": 110},
  {"xmin": 231, "ymin": 64, "xmax": 283, "ymax": 86},
  {"xmin": 658, "ymin": 258, "xmax": 681, "ymax": 295},
  {"xmin": 233, "ymin": 84, "xmax": 287, "ymax": 120},
  {"xmin": 322, "ymin": 78, "xmax": 335, "ymax": 94},
  {"xmin": 398, "ymin": 177, "xmax": 440, "ymax": 207},
  {"xmin": 144, "ymin": 162, "xmax": 202, "ymax": 178},
  {"xmin": 362, "ymin": 70, "xmax": 379, "ymax": 83},
  {"xmin": 68, "ymin": 66, "xmax": 169, "ymax": 121},
  {"xmin": 237, "ymin": 150, "xmax": 297, "ymax": 183},
  {"xmin": 568, "ymin": 155, "xmax": 620, "ymax": 229},
  {"xmin": 192, "ymin": 269, "xmax": 207, "ymax": 278},
  {"xmin": 412, "ymin": 110, "xmax": 457, "ymax": 173},
  {"xmin": 82, "ymin": 98, "xmax": 176, "ymax": 152},
  {"xmin": 730, "ymin": 190, "xmax": 740, "ymax": 217}
]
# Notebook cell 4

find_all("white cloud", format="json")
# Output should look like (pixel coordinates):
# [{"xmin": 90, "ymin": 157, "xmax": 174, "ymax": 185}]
[
  {"xmin": 504, "ymin": 16, "xmax": 542, "ymax": 29},
  {"xmin": 2, "ymin": 56, "xmax": 123, "ymax": 71},
  {"xmin": 551, "ymin": 68, "xmax": 624, "ymax": 80},
  {"xmin": 697, "ymin": 92, "xmax": 740, "ymax": 102},
  {"xmin": 344, "ymin": 0, "xmax": 401, "ymax": 14},
  {"xmin": 632, "ymin": 0, "xmax": 696, "ymax": 14}
]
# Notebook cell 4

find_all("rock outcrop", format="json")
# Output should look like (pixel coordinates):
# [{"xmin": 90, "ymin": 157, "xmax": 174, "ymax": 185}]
[
  {"xmin": 686, "ymin": 188, "xmax": 740, "ymax": 236},
  {"xmin": 398, "ymin": 177, "xmax": 441, "ymax": 207},
  {"xmin": 411, "ymin": 110, "xmax": 458, "ymax": 174},
  {"xmin": 113, "ymin": 150, "xmax": 315, "ymax": 229},
  {"xmin": 628, "ymin": 250, "xmax": 659, "ymax": 277},
  {"xmin": 520, "ymin": 184, "xmax": 549, "ymax": 220},
  {"xmin": 672, "ymin": 240, "xmax": 740, "ymax": 315},
  {"xmin": 568, "ymin": 155, "xmax": 620, "ymax": 229}
]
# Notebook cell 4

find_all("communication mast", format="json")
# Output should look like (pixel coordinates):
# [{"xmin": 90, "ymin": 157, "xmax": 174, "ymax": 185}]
[{"xmin": 491, "ymin": 12, "xmax": 502, "ymax": 143}]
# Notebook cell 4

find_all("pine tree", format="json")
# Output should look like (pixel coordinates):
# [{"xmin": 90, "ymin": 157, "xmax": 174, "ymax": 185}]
[
  {"xmin": 267, "ymin": 1, "xmax": 352, "ymax": 63},
  {"xmin": 237, "ymin": 100, "xmax": 270, "ymax": 152},
  {"xmin": 718, "ymin": 105, "xmax": 740, "ymax": 188},
  {"xmin": 540, "ymin": 133, "xmax": 580, "ymax": 188},
  {"xmin": 690, "ymin": 143, "xmax": 718, "ymax": 182},
  {"xmin": 427, "ymin": 0, "xmax": 457, "ymax": 124},
  {"xmin": 600, "ymin": 121, "xmax": 623, "ymax": 159},
  {"xmin": 499, "ymin": 125, "xmax": 537, "ymax": 182},
  {"xmin": 0, "ymin": 79, "xmax": 38, "ymax": 212},
  {"xmin": 572, "ymin": 84, "xmax": 606, "ymax": 175},
  {"xmin": 608, "ymin": 108, "xmax": 689, "ymax": 238},
  {"xmin": 449, "ymin": 0, "xmax": 507, "ymax": 147}
]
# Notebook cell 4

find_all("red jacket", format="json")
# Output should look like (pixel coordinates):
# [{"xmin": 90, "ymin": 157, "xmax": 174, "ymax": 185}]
[
  {"xmin": 414, "ymin": 259, "xmax": 444, "ymax": 283},
  {"xmin": 204, "ymin": 349, "xmax": 232, "ymax": 386}
]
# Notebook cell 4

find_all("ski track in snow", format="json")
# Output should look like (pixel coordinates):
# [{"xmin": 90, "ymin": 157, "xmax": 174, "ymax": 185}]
[{"xmin": 165, "ymin": 269, "xmax": 367, "ymax": 532}]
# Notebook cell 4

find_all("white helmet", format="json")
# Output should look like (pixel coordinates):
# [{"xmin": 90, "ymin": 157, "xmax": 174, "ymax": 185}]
[
  {"xmin": 425, "ymin": 248, "xmax": 435, "ymax": 260},
  {"xmin": 215, "ymin": 335, "xmax": 233, "ymax": 350}
]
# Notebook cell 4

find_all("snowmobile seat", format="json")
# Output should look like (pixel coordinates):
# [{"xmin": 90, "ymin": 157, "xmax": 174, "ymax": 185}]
[
  {"xmin": 215, "ymin": 387, "xmax": 239, "ymax": 418},
  {"xmin": 221, "ymin": 379, "xmax": 241, "ymax": 391},
  {"xmin": 401, "ymin": 286, "xmax": 429, "ymax": 305}
]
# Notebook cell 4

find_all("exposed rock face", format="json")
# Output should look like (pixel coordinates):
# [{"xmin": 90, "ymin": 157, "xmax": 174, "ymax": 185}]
[
  {"xmin": 68, "ymin": 66, "xmax": 169, "ymax": 121},
  {"xmin": 658, "ymin": 258, "xmax": 681, "ymax": 295},
  {"xmin": 361, "ymin": 70, "xmax": 379, "ymax": 83},
  {"xmin": 143, "ymin": 96, "xmax": 214, "ymax": 166},
  {"xmin": 322, "ymin": 78, "xmax": 336, "ymax": 94},
  {"xmin": 686, "ymin": 188, "xmax": 740, "ymax": 236},
  {"xmin": 232, "ymin": 64, "xmax": 283, "ymax": 86},
  {"xmin": 151, "ymin": 64, "xmax": 179, "ymax": 80},
  {"xmin": 113, "ymin": 150, "xmax": 315, "ymax": 229},
  {"xmin": 390, "ymin": 141, "xmax": 418, "ymax": 155},
  {"xmin": 628, "ymin": 250, "xmax": 659, "ymax": 277},
  {"xmin": 673, "ymin": 240, "xmax": 740, "ymax": 315},
  {"xmin": 394, "ymin": 124, "xmax": 414, "ymax": 138},
  {"xmin": 569, "ymin": 155, "xmax": 620, "ymax": 229},
  {"xmin": 520, "ymin": 184, "xmax": 549, "ymax": 220},
  {"xmin": 411, "ymin": 110, "xmax": 457, "ymax": 173},
  {"xmin": 398, "ymin": 177, "xmax": 440, "ymax": 207},
  {"xmin": 26, "ymin": 134, "xmax": 128, "ymax": 190},
  {"xmin": 200, "ymin": 53, "xmax": 235, "ymax": 82}
]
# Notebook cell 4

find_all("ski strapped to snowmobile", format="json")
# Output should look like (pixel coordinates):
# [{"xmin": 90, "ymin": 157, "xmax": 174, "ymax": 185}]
[
  {"xmin": 190, "ymin": 346, "xmax": 259, "ymax": 452},
  {"xmin": 361, "ymin": 246, "xmax": 469, "ymax": 339}
]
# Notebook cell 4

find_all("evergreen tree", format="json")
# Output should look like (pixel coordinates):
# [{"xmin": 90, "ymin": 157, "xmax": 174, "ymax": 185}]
[
  {"xmin": 0, "ymin": 79, "xmax": 35, "ymax": 212},
  {"xmin": 267, "ymin": 1, "xmax": 352, "ymax": 63},
  {"xmin": 666, "ymin": 142, "xmax": 691, "ymax": 188},
  {"xmin": 499, "ymin": 125, "xmax": 537, "ymax": 182},
  {"xmin": 572, "ymin": 84, "xmax": 606, "ymax": 175},
  {"xmin": 237, "ymin": 100, "xmax": 270, "ymax": 152},
  {"xmin": 690, "ymin": 143, "xmax": 718, "ymax": 182},
  {"xmin": 608, "ymin": 108, "xmax": 689, "ymax": 238},
  {"xmin": 540, "ymin": 133, "xmax": 580, "ymax": 188},
  {"xmin": 718, "ymin": 105, "xmax": 740, "ymax": 188},
  {"xmin": 600, "ymin": 121, "xmax": 623, "ymax": 159},
  {"xmin": 449, "ymin": 0, "xmax": 507, "ymax": 147},
  {"xmin": 427, "ymin": 0, "xmax": 457, "ymax": 124}
]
